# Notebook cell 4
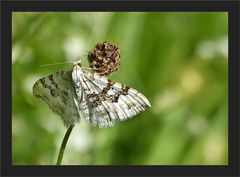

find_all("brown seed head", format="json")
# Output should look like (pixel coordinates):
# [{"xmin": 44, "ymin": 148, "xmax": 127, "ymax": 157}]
[{"xmin": 88, "ymin": 42, "xmax": 121, "ymax": 76}]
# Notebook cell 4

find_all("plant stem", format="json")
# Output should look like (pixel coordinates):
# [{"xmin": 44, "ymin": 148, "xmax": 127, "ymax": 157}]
[{"xmin": 56, "ymin": 125, "xmax": 74, "ymax": 165}]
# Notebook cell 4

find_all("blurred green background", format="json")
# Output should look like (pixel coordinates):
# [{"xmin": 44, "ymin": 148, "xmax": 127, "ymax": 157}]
[{"xmin": 12, "ymin": 12, "xmax": 228, "ymax": 165}]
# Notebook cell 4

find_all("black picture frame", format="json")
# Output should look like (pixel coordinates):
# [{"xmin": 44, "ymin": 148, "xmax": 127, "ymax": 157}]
[{"xmin": 1, "ymin": 0, "xmax": 239, "ymax": 177}]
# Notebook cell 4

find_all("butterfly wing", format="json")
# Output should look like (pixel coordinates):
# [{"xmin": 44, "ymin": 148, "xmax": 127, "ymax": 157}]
[
  {"xmin": 33, "ymin": 71, "xmax": 81, "ymax": 127},
  {"xmin": 72, "ymin": 65, "xmax": 151, "ymax": 128}
]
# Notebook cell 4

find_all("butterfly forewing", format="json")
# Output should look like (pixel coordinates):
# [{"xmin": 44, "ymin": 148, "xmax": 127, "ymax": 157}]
[
  {"xmin": 33, "ymin": 71, "xmax": 81, "ymax": 127},
  {"xmin": 71, "ymin": 64, "xmax": 151, "ymax": 128}
]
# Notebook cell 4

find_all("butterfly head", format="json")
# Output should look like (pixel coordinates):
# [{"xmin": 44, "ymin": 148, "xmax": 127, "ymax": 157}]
[{"xmin": 74, "ymin": 59, "xmax": 82, "ymax": 67}]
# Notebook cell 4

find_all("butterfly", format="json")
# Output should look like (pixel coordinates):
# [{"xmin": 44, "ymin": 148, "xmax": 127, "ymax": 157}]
[{"xmin": 33, "ymin": 60, "xmax": 151, "ymax": 128}]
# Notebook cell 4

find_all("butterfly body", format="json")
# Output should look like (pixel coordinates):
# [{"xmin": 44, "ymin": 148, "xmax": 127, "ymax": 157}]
[{"xmin": 33, "ymin": 61, "xmax": 151, "ymax": 128}]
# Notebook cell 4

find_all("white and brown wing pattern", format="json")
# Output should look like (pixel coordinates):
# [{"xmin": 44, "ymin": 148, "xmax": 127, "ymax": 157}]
[
  {"xmin": 33, "ymin": 71, "xmax": 81, "ymax": 127},
  {"xmin": 72, "ymin": 63, "xmax": 151, "ymax": 128}
]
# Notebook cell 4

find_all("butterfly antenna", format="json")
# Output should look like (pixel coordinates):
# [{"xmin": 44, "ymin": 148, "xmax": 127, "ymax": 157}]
[{"xmin": 40, "ymin": 61, "xmax": 75, "ymax": 67}]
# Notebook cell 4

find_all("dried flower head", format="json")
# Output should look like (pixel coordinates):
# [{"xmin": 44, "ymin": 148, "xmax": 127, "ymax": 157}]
[{"xmin": 88, "ymin": 42, "xmax": 121, "ymax": 76}]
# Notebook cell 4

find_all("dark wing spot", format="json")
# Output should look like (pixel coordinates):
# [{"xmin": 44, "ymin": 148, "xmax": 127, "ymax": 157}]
[
  {"xmin": 62, "ymin": 90, "xmax": 69, "ymax": 96},
  {"xmin": 107, "ymin": 79, "xmax": 115, "ymax": 87},
  {"xmin": 61, "ymin": 96, "xmax": 67, "ymax": 105},
  {"xmin": 49, "ymin": 75, "xmax": 59, "ymax": 89},
  {"xmin": 112, "ymin": 94, "xmax": 120, "ymax": 102},
  {"xmin": 40, "ymin": 79, "xmax": 47, "ymax": 88},
  {"xmin": 43, "ymin": 95, "xmax": 50, "ymax": 102},
  {"xmin": 87, "ymin": 93, "xmax": 102, "ymax": 107},
  {"xmin": 102, "ymin": 87, "xmax": 110, "ymax": 94},
  {"xmin": 122, "ymin": 85, "xmax": 130, "ymax": 94},
  {"xmin": 50, "ymin": 89, "xmax": 58, "ymax": 97},
  {"xmin": 61, "ymin": 71, "xmax": 64, "ymax": 77}
]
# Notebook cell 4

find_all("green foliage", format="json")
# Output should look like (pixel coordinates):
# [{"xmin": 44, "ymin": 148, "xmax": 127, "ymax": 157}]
[{"xmin": 12, "ymin": 12, "xmax": 228, "ymax": 165}]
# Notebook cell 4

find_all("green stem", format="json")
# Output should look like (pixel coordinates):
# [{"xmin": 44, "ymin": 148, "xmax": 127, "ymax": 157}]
[{"xmin": 56, "ymin": 125, "xmax": 74, "ymax": 165}]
